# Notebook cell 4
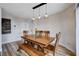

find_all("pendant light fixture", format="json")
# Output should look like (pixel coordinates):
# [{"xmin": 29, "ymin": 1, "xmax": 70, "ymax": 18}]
[
  {"xmin": 45, "ymin": 4, "xmax": 48, "ymax": 18},
  {"xmin": 32, "ymin": 3, "xmax": 47, "ymax": 20},
  {"xmin": 32, "ymin": 9, "xmax": 35, "ymax": 20},
  {"xmin": 38, "ymin": 7, "xmax": 41, "ymax": 19}
]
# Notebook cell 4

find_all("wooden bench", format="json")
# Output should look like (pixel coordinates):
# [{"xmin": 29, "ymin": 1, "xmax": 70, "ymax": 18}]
[{"xmin": 18, "ymin": 43, "xmax": 46, "ymax": 56}]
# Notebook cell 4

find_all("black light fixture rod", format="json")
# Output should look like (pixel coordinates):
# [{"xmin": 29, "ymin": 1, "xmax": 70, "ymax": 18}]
[{"xmin": 32, "ymin": 3, "xmax": 47, "ymax": 9}]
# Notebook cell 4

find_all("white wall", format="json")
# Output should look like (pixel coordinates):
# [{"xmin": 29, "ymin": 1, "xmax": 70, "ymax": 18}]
[
  {"xmin": 76, "ymin": 6, "xmax": 79, "ymax": 56},
  {"xmin": 35, "ymin": 5, "xmax": 76, "ymax": 53},
  {"xmin": 2, "ymin": 10, "xmax": 32, "ymax": 44},
  {"xmin": 59, "ymin": 5, "xmax": 76, "ymax": 53},
  {"xmin": 0, "ymin": 8, "xmax": 2, "ymax": 52}
]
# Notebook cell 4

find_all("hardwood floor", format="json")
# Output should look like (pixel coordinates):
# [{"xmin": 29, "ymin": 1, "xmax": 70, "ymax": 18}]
[
  {"xmin": 0, "ymin": 52, "xmax": 1, "ymax": 56},
  {"xmin": 2, "ymin": 41, "xmax": 75, "ymax": 56}
]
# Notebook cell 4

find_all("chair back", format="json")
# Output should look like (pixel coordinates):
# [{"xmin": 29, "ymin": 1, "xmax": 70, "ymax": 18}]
[
  {"xmin": 54, "ymin": 32, "xmax": 61, "ymax": 49},
  {"xmin": 23, "ymin": 30, "xmax": 28, "ymax": 36},
  {"xmin": 35, "ymin": 30, "xmax": 43, "ymax": 37},
  {"xmin": 35, "ymin": 30, "xmax": 50, "ymax": 38},
  {"xmin": 42, "ymin": 31, "xmax": 50, "ymax": 38}
]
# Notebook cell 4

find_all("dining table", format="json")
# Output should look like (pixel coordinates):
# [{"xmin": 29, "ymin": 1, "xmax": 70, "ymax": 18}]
[{"xmin": 21, "ymin": 34, "xmax": 55, "ymax": 53}]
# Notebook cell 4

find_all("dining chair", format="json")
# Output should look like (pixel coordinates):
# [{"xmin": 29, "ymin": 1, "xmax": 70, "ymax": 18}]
[
  {"xmin": 44, "ymin": 32, "xmax": 61, "ymax": 56},
  {"xmin": 42, "ymin": 31, "xmax": 50, "ymax": 39},
  {"xmin": 23, "ymin": 30, "xmax": 28, "ymax": 37},
  {"xmin": 35, "ymin": 30, "xmax": 43, "ymax": 37}
]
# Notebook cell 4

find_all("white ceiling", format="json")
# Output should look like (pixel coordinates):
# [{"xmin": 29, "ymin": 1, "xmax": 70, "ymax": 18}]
[{"xmin": 0, "ymin": 3, "xmax": 74, "ymax": 19}]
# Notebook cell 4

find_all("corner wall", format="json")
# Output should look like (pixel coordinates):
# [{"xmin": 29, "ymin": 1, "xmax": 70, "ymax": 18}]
[
  {"xmin": 35, "ymin": 5, "xmax": 76, "ymax": 53},
  {"xmin": 76, "ymin": 6, "xmax": 79, "ymax": 56},
  {"xmin": 0, "ymin": 8, "xmax": 2, "ymax": 52}
]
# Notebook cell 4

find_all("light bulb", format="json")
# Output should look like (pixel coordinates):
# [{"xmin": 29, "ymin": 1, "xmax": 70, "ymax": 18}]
[
  {"xmin": 32, "ymin": 17, "xmax": 35, "ymax": 20},
  {"xmin": 45, "ymin": 14, "xmax": 48, "ymax": 18},
  {"xmin": 38, "ymin": 16, "xmax": 41, "ymax": 19}
]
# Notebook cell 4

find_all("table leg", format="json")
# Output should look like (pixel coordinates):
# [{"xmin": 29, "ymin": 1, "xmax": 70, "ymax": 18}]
[
  {"xmin": 31, "ymin": 43, "xmax": 35, "ymax": 47},
  {"xmin": 37, "ymin": 45, "xmax": 44, "ymax": 53},
  {"xmin": 37, "ymin": 45, "xmax": 40, "ymax": 51},
  {"xmin": 24, "ymin": 40, "xmax": 26, "ymax": 44},
  {"xmin": 40, "ymin": 47, "xmax": 44, "ymax": 53},
  {"xmin": 27, "ymin": 40, "xmax": 30, "ymax": 45}
]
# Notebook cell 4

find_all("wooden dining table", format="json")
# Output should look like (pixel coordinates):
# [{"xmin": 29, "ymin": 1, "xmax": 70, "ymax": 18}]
[{"xmin": 21, "ymin": 35, "xmax": 55, "ymax": 53}]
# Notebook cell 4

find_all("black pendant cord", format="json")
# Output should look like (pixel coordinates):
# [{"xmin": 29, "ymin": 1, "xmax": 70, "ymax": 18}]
[{"xmin": 32, "ymin": 3, "xmax": 47, "ymax": 9}]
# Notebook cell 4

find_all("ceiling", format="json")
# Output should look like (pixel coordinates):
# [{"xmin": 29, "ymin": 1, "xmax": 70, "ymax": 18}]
[{"xmin": 0, "ymin": 3, "xmax": 74, "ymax": 20}]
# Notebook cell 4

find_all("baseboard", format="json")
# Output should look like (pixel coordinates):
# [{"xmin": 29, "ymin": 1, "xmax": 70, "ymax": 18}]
[
  {"xmin": 2, "ymin": 39, "xmax": 21, "ymax": 44},
  {"xmin": 60, "ymin": 40, "xmax": 76, "ymax": 54},
  {"xmin": 59, "ymin": 44, "xmax": 76, "ymax": 56}
]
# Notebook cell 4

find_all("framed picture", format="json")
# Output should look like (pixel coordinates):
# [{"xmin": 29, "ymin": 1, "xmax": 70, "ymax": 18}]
[{"xmin": 2, "ymin": 18, "xmax": 11, "ymax": 34}]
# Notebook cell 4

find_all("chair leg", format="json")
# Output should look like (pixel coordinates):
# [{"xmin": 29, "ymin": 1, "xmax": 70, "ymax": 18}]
[
  {"xmin": 17, "ymin": 47, "xmax": 20, "ymax": 51},
  {"xmin": 53, "ymin": 50, "xmax": 55, "ymax": 56}
]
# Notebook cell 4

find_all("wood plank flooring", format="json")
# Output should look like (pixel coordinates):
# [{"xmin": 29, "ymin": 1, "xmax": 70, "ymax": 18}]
[
  {"xmin": 2, "ymin": 41, "xmax": 75, "ymax": 56},
  {"xmin": 19, "ymin": 43, "xmax": 46, "ymax": 56},
  {"xmin": 0, "ymin": 52, "xmax": 1, "ymax": 56}
]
